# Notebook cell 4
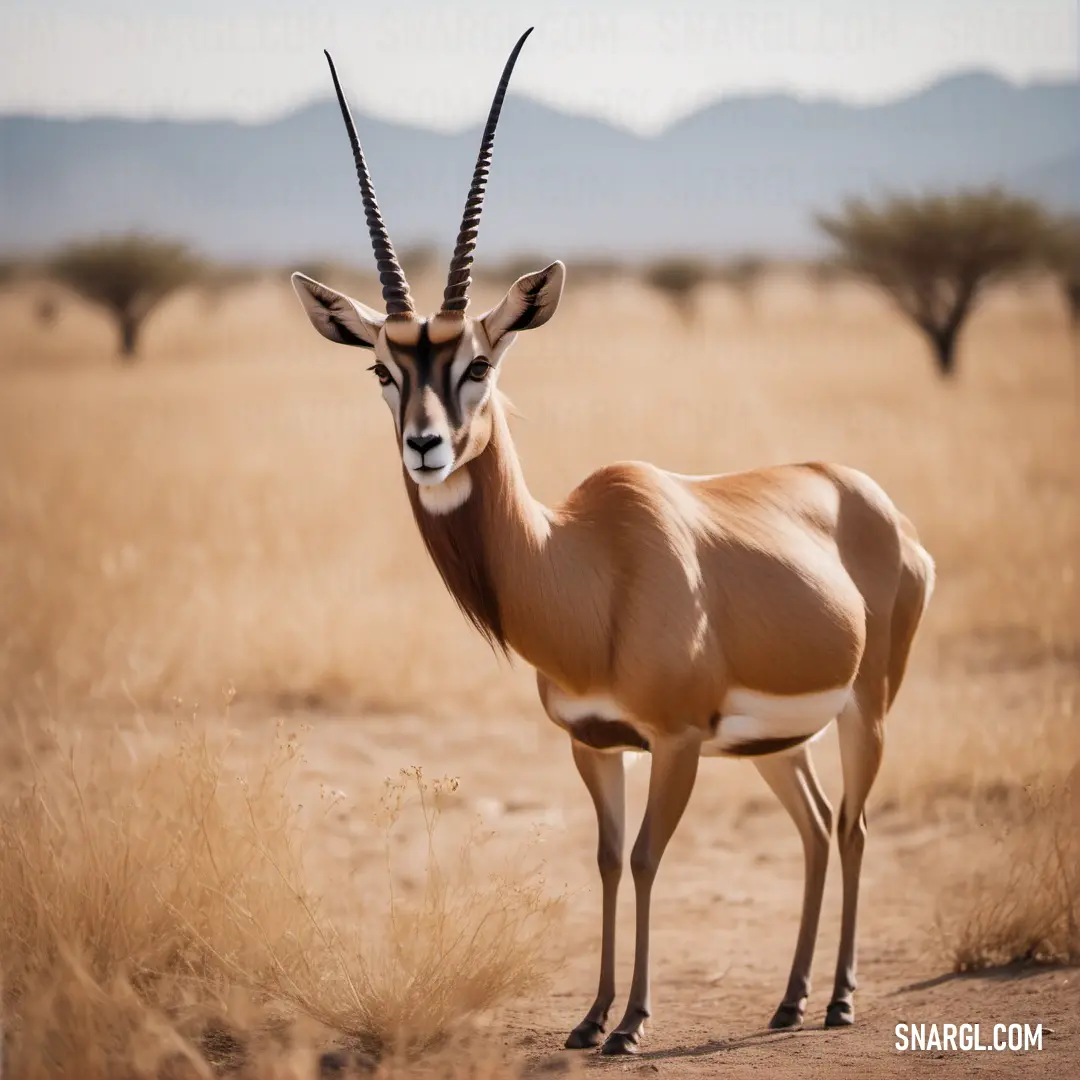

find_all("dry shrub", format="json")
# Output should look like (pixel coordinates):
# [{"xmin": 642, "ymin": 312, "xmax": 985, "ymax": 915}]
[
  {"xmin": 0, "ymin": 718, "xmax": 560, "ymax": 1075},
  {"xmin": 937, "ymin": 768, "xmax": 1080, "ymax": 971},
  {"xmin": 641, "ymin": 256, "xmax": 712, "ymax": 323},
  {"xmin": 282, "ymin": 765, "xmax": 560, "ymax": 1052}
]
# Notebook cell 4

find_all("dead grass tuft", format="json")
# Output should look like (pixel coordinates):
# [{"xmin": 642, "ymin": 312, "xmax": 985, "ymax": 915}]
[
  {"xmin": 279, "ymin": 764, "xmax": 560, "ymax": 1053},
  {"xmin": 937, "ymin": 767, "xmax": 1080, "ymax": 972},
  {"xmin": 0, "ymin": 717, "xmax": 560, "ymax": 1075}
]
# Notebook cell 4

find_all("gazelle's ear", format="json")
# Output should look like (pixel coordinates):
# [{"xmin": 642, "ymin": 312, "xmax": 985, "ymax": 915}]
[
  {"xmin": 481, "ymin": 261, "xmax": 565, "ymax": 347},
  {"xmin": 291, "ymin": 272, "xmax": 385, "ymax": 349}
]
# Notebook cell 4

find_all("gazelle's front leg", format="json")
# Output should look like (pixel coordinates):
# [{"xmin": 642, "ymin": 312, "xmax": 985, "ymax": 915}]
[
  {"xmin": 565, "ymin": 741, "xmax": 626, "ymax": 1049},
  {"xmin": 602, "ymin": 733, "xmax": 701, "ymax": 1056}
]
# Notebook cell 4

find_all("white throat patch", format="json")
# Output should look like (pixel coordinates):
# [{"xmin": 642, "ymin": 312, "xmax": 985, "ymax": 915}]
[{"xmin": 417, "ymin": 467, "xmax": 474, "ymax": 515}]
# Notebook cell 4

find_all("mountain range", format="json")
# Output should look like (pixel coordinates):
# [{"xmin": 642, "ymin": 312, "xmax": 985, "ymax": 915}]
[{"xmin": 1, "ymin": 71, "xmax": 1077, "ymax": 263}]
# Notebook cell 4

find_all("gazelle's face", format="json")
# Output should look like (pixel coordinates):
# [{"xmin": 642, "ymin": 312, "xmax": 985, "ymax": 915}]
[
  {"xmin": 291, "ymin": 261, "xmax": 565, "ymax": 511},
  {"xmin": 372, "ymin": 314, "xmax": 504, "ymax": 488}
]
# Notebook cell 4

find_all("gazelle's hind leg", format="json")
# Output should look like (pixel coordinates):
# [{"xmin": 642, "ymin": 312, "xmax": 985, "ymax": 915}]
[
  {"xmin": 826, "ymin": 694, "xmax": 884, "ymax": 1027},
  {"xmin": 826, "ymin": 531, "xmax": 933, "ymax": 1027},
  {"xmin": 826, "ymin": 534, "xmax": 933, "ymax": 1025},
  {"xmin": 754, "ymin": 746, "xmax": 833, "ymax": 1030}
]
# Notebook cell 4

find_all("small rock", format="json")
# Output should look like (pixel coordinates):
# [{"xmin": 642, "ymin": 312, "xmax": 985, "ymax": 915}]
[
  {"xmin": 318, "ymin": 1051, "xmax": 349, "ymax": 1077},
  {"xmin": 318, "ymin": 1049, "xmax": 378, "ymax": 1077},
  {"xmin": 521, "ymin": 1055, "xmax": 570, "ymax": 1075}
]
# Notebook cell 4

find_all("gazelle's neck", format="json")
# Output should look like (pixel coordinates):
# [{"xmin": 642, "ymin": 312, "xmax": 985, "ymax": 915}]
[
  {"xmin": 405, "ymin": 396, "xmax": 546, "ymax": 650},
  {"xmin": 405, "ymin": 397, "xmax": 608, "ymax": 689}
]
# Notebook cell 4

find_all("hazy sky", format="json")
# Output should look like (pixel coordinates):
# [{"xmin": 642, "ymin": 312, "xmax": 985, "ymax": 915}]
[{"xmin": 2, "ymin": 0, "xmax": 1076, "ymax": 134}]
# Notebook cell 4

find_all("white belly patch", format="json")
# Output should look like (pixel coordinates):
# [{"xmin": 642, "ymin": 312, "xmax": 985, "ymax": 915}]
[
  {"xmin": 547, "ymin": 689, "xmax": 626, "ymax": 725},
  {"xmin": 702, "ymin": 686, "xmax": 851, "ymax": 757},
  {"xmin": 546, "ymin": 688, "xmax": 651, "ymax": 756},
  {"xmin": 545, "ymin": 684, "xmax": 851, "ymax": 760}
]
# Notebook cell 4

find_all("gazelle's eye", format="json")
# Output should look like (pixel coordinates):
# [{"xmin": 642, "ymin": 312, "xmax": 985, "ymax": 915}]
[
  {"xmin": 466, "ymin": 359, "xmax": 492, "ymax": 382},
  {"xmin": 369, "ymin": 363, "xmax": 393, "ymax": 387}
]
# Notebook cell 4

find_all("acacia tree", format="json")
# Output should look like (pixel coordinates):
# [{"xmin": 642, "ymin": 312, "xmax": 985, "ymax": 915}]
[
  {"xmin": 1044, "ymin": 215, "xmax": 1080, "ymax": 329},
  {"xmin": 718, "ymin": 254, "xmax": 767, "ymax": 310},
  {"xmin": 806, "ymin": 256, "xmax": 846, "ymax": 295},
  {"xmin": 817, "ymin": 190, "xmax": 1047, "ymax": 377},
  {"xmin": 643, "ymin": 256, "xmax": 712, "ymax": 325},
  {"xmin": 48, "ymin": 236, "xmax": 202, "ymax": 360},
  {"xmin": 0, "ymin": 258, "xmax": 19, "ymax": 287}
]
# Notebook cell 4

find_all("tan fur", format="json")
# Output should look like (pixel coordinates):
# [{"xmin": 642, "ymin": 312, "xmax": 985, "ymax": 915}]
[
  {"xmin": 382, "ymin": 316, "xmax": 423, "ymax": 343},
  {"xmin": 401, "ymin": 386, "xmax": 934, "ymax": 1046},
  {"xmin": 409, "ymin": 396, "xmax": 928, "ymax": 739},
  {"xmin": 428, "ymin": 312, "xmax": 468, "ymax": 342},
  {"xmin": 293, "ymin": 268, "xmax": 935, "ymax": 1050},
  {"xmin": 282, "ymin": 34, "xmax": 935, "ymax": 1042}
]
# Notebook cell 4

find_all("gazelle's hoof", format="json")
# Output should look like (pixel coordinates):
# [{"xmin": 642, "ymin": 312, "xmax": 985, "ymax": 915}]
[
  {"xmin": 564, "ymin": 1019, "xmax": 605, "ymax": 1050},
  {"xmin": 768, "ymin": 1002, "xmax": 805, "ymax": 1030},
  {"xmin": 825, "ymin": 1000, "xmax": 854, "ymax": 1027},
  {"xmin": 600, "ymin": 1031, "xmax": 641, "ymax": 1056}
]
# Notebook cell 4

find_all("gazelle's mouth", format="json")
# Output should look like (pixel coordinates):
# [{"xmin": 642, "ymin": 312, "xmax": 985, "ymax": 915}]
[{"xmin": 408, "ymin": 461, "xmax": 454, "ymax": 487}]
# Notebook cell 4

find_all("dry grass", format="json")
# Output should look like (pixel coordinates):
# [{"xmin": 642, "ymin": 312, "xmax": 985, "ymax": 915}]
[
  {"xmin": 1, "ymin": 265, "xmax": 1078, "ymax": 1069},
  {"xmin": 0, "ymin": 716, "xmax": 560, "ymax": 1076},
  {"xmin": 1, "ymin": 269, "xmax": 1076, "ymax": 801},
  {"xmin": 938, "ymin": 767, "xmax": 1080, "ymax": 971}
]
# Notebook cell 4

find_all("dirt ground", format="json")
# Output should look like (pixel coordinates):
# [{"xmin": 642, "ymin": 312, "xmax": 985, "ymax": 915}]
[
  {"xmin": 1, "ymin": 269, "xmax": 1077, "ymax": 1076},
  {"xmin": 212, "ymin": 691, "xmax": 1073, "ymax": 1079}
]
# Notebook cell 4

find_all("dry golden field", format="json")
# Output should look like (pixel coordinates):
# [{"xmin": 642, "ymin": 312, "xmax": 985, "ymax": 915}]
[{"xmin": 0, "ymin": 267, "xmax": 1078, "ymax": 1077}]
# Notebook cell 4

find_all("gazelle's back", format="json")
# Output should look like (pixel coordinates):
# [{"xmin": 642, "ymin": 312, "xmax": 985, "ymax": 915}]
[{"xmin": 550, "ymin": 458, "xmax": 909, "ymax": 712}]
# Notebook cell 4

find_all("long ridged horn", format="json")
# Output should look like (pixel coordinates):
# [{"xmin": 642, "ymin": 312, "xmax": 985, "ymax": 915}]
[
  {"xmin": 441, "ymin": 28, "xmax": 534, "ymax": 314},
  {"xmin": 323, "ymin": 50, "xmax": 414, "ymax": 316}
]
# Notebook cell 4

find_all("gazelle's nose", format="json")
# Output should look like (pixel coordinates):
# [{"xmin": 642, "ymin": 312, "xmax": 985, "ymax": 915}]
[{"xmin": 406, "ymin": 433, "xmax": 443, "ymax": 455}]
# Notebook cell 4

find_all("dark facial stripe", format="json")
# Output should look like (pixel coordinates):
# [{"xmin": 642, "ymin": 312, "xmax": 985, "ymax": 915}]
[
  {"xmin": 441, "ymin": 334, "xmax": 461, "ymax": 428},
  {"xmin": 389, "ymin": 320, "xmax": 467, "ymax": 430},
  {"xmin": 398, "ymin": 361, "xmax": 411, "ymax": 432}
]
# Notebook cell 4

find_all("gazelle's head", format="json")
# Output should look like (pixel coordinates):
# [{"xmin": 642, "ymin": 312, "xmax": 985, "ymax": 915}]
[{"xmin": 291, "ymin": 28, "xmax": 564, "ymax": 515}]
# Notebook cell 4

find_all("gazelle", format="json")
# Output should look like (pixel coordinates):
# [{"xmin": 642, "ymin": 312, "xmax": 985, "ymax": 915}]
[{"xmin": 291, "ymin": 29, "xmax": 936, "ymax": 1055}]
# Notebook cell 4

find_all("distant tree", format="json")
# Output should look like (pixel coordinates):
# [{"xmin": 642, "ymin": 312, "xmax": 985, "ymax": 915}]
[
  {"xmin": 805, "ymin": 256, "xmax": 847, "ymax": 295},
  {"xmin": 48, "ymin": 236, "xmax": 202, "ymax": 360},
  {"xmin": 291, "ymin": 259, "xmax": 373, "ymax": 297},
  {"xmin": 0, "ymin": 255, "xmax": 38, "ymax": 289},
  {"xmin": 476, "ymin": 254, "xmax": 622, "ymax": 293},
  {"xmin": 479, "ymin": 254, "xmax": 551, "ymax": 289},
  {"xmin": 817, "ymin": 189, "xmax": 1048, "ymax": 377},
  {"xmin": 0, "ymin": 256, "xmax": 62, "ymax": 327},
  {"xmin": 398, "ymin": 243, "xmax": 439, "ymax": 280},
  {"xmin": 197, "ymin": 262, "xmax": 265, "ymax": 311},
  {"xmin": 643, "ymin": 257, "xmax": 712, "ymax": 325},
  {"xmin": 34, "ymin": 293, "xmax": 60, "ymax": 328},
  {"xmin": 567, "ymin": 257, "xmax": 625, "ymax": 289},
  {"xmin": 717, "ymin": 254, "xmax": 768, "ymax": 310},
  {"xmin": 1043, "ymin": 215, "xmax": 1080, "ymax": 330}
]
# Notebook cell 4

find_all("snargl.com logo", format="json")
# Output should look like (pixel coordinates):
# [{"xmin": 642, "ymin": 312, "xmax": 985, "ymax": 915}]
[{"xmin": 895, "ymin": 1023, "xmax": 1044, "ymax": 1053}]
